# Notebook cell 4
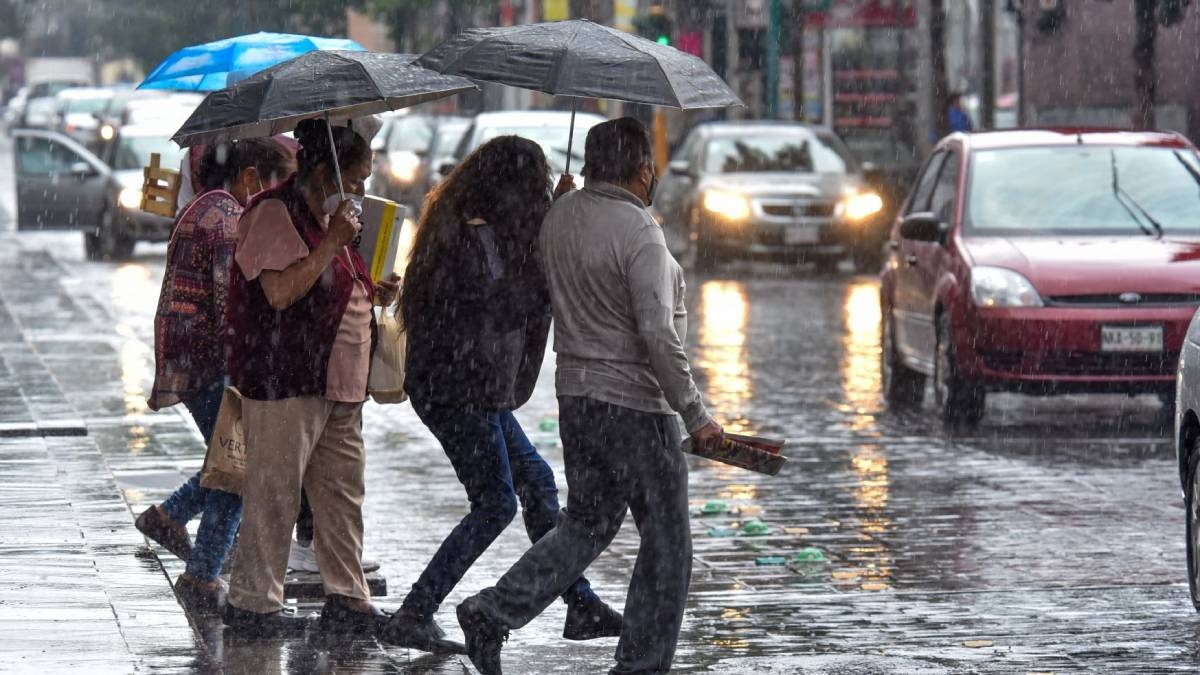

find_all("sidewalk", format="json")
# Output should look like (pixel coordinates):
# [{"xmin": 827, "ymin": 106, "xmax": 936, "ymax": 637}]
[{"xmin": 0, "ymin": 236, "xmax": 201, "ymax": 673}]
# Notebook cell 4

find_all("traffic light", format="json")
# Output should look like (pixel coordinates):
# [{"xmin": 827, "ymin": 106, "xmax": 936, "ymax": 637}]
[{"xmin": 634, "ymin": 5, "xmax": 672, "ymax": 46}]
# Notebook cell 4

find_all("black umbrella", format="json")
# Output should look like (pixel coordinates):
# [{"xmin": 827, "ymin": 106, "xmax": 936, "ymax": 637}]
[
  {"xmin": 173, "ymin": 50, "xmax": 477, "ymax": 199},
  {"xmin": 417, "ymin": 19, "xmax": 742, "ymax": 173}
]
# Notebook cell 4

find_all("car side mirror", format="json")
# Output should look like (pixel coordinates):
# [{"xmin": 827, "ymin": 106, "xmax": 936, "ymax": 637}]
[
  {"xmin": 70, "ymin": 161, "xmax": 95, "ymax": 178},
  {"xmin": 667, "ymin": 160, "xmax": 693, "ymax": 178},
  {"xmin": 898, "ymin": 211, "xmax": 946, "ymax": 243}
]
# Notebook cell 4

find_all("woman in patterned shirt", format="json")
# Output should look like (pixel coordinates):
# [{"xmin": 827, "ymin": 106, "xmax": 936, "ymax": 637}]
[{"xmin": 137, "ymin": 138, "xmax": 294, "ymax": 611}]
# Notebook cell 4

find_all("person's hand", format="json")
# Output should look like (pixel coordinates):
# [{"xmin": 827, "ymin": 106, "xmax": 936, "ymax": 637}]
[
  {"xmin": 375, "ymin": 273, "xmax": 400, "ymax": 307},
  {"xmin": 553, "ymin": 173, "xmax": 576, "ymax": 200},
  {"xmin": 690, "ymin": 420, "xmax": 724, "ymax": 452},
  {"xmin": 328, "ymin": 199, "xmax": 362, "ymax": 248}
]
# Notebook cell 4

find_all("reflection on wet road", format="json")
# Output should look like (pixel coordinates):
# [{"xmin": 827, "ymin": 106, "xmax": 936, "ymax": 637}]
[{"xmin": 14, "ymin": 227, "xmax": 1197, "ymax": 673}]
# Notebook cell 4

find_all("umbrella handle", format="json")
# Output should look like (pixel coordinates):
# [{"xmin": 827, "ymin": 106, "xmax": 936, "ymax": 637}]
[
  {"xmin": 325, "ymin": 112, "xmax": 346, "ymax": 201},
  {"xmin": 565, "ymin": 98, "xmax": 577, "ymax": 177}
]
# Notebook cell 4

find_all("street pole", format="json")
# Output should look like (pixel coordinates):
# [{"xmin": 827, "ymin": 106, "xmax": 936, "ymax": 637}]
[
  {"xmin": 792, "ymin": 6, "xmax": 805, "ymax": 121},
  {"xmin": 726, "ymin": 0, "xmax": 740, "ymax": 120},
  {"xmin": 915, "ymin": 0, "xmax": 935, "ymax": 156},
  {"xmin": 1015, "ymin": 2, "xmax": 1026, "ymax": 127},
  {"xmin": 766, "ymin": 0, "xmax": 781, "ymax": 119},
  {"xmin": 980, "ymin": 0, "xmax": 995, "ymax": 129}
]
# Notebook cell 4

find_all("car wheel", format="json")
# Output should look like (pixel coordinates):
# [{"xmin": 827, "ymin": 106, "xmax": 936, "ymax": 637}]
[
  {"xmin": 1186, "ymin": 443, "xmax": 1200, "ymax": 612},
  {"xmin": 813, "ymin": 255, "xmax": 842, "ymax": 275},
  {"xmin": 881, "ymin": 308, "xmax": 925, "ymax": 408},
  {"xmin": 935, "ymin": 312, "xmax": 985, "ymax": 427},
  {"xmin": 82, "ymin": 229, "xmax": 102, "ymax": 261},
  {"xmin": 97, "ymin": 208, "xmax": 135, "ymax": 261},
  {"xmin": 853, "ymin": 245, "xmax": 884, "ymax": 275}
]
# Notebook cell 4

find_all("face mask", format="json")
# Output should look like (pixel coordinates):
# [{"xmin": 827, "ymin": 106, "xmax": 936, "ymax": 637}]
[{"xmin": 321, "ymin": 187, "xmax": 363, "ymax": 218}]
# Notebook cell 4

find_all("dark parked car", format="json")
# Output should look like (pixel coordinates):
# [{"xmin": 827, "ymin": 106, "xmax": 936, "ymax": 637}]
[
  {"xmin": 880, "ymin": 129, "xmax": 1200, "ymax": 427},
  {"xmin": 654, "ymin": 121, "xmax": 886, "ymax": 273},
  {"xmin": 13, "ymin": 125, "xmax": 180, "ymax": 260}
]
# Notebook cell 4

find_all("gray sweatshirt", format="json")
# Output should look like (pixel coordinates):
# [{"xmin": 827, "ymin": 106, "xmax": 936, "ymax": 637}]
[{"xmin": 540, "ymin": 181, "xmax": 712, "ymax": 433}]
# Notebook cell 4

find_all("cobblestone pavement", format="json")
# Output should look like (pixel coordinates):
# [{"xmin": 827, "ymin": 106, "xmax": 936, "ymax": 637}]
[{"xmin": 1, "ymin": 130, "xmax": 1197, "ymax": 672}]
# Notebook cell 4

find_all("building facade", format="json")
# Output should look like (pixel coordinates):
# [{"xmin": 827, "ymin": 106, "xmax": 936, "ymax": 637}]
[{"xmin": 1025, "ymin": 0, "xmax": 1200, "ymax": 141}]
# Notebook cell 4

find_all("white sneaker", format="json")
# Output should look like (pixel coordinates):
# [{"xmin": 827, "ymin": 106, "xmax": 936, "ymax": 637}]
[
  {"xmin": 288, "ymin": 539, "xmax": 320, "ymax": 573},
  {"xmin": 286, "ymin": 539, "xmax": 381, "ymax": 574}
]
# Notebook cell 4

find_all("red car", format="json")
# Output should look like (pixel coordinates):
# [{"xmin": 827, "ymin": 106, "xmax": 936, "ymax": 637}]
[{"xmin": 880, "ymin": 129, "xmax": 1200, "ymax": 426}]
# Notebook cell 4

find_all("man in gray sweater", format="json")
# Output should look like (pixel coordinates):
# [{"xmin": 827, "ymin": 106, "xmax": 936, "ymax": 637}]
[{"xmin": 457, "ymin": 117, "xmax": 724, "ymax": 675}]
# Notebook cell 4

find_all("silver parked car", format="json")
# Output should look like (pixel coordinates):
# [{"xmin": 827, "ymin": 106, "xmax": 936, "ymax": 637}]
[{"xmin": 13, "ymin": 125, "xmax": 180, "ymax": 260}]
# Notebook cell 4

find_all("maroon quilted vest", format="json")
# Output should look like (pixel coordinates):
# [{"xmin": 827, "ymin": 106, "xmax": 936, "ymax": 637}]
[{"xmin": 225, "ymin": 175, "xmax": 376, "ymax": 401}]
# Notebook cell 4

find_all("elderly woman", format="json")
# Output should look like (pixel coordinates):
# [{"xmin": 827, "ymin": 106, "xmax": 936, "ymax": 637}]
[
  {"xmin": 222, "ymin": 118, "xmax": 397, "ymax": 637},
  {"xmin": 140, "ymin": 137, "xmax": 293, "ymax": 611}
]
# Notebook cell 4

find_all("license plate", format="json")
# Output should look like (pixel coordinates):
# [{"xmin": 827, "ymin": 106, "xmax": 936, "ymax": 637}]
[
  {"xmin": 784, "ymin": 227, "xmax": 818, "ymax": 245},
  {"xmin": 1100, "ymin": 325, "xmax": 1163, "ymax": 352}
]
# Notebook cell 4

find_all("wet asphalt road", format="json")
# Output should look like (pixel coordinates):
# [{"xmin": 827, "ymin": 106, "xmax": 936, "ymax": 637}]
[{"xmin": 1, "ymin": 134, "xmax": 1197, "ymax": 673}]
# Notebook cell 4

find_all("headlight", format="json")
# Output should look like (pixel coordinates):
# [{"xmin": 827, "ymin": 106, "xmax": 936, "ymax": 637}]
[
  {"xmin": 118, "ymin": 187, "xmax": 143, "ymax": 210},
  {"xmin": 838, "ymin": 190, "xmax": 884, "ymax": 221},
  {"xmin": 971, "ymin": 266, "xmax": 1043, "ymax": 308},
  {"xmin": 99, "ymin": 124, "xmax": 115, "ymax": 141},
  {"xmin": 389, "ymin": 151, "xmax": 420, "ymax": 184},
  {"xmin": 702, "ymin": 190, "xmax": 750, "ymax": 220}
]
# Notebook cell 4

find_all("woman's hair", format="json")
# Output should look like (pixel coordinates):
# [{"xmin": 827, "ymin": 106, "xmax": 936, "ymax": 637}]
[
  {"xmin": 402, "ymin": 135, "xmax": 551, "ymax": 328},
  {"xmin": 197, "ymin": 137, "xmax": 293, "ymax": 192},
  {"xmin": 293, "ymin": 118, "xmax": 372, "ymax": 184}
]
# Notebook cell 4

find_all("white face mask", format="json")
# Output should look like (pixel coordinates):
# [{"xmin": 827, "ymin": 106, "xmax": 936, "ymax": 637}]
[{"xmin": 321, "ymin": 189, "xmax": 363, "ymax": 218}]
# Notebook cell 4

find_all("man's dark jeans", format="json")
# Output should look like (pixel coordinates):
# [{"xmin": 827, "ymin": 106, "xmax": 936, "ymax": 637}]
[
  {"xmin": 400, "ymin": 396, "xmax": 599, "ymax": 619},
  {"xmin": 469, "ymin": 396, "xmax": 692, "ymax": 675}
]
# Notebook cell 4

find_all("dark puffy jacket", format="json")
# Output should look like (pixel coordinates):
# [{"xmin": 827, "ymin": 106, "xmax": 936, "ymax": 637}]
[{"xmin": 403, "ymin": 221, "xmax": 550, "ymax": 411}]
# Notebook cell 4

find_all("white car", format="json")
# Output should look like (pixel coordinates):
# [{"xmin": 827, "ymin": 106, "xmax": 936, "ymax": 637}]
[
  {"xmin": 452, "ymin": 110, "xmax": 608, "ymax": 177},
  {"xmin": 1175, "ymin": 307, "xmax": 1200, "ymax": 611}
]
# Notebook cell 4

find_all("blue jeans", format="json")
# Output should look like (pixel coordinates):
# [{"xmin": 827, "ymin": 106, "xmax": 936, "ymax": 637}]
[
  {"xmin": 401, "ymin": 397, "xmax": 599, "ymax": 619},
  {"xmin": 160, "ymin": 379, "xmax": 243, "ymax": 582}
]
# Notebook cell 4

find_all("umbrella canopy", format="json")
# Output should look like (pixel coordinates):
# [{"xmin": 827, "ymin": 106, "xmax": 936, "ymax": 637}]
[
  {"xmin": 415, "ymin": 19, "xmax": 742, "ymax": 110},
  {"xmin": 172, "ymin": 50, "xmax": 477, "ymax": 148},
  {"xmin": 139, "ymin": 31, "xmax": 366, "ymax": 92}
]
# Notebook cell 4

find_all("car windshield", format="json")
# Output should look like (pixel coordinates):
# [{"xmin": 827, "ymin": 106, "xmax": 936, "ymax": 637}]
[
  {"xmin": 703, "ymin": 132, "xmax": 854, "ymax": 174},
  {"xmin": 966, "ymin": 146, "xmax": 1200, "ymax": 235},
  {"xmin": 474, "ymin": 120, "xmax": 602, "ymax": 171},
  {"xmin": 387, "ymin": 116, "xmax": 434, "ymax": 153},
  {"xmin": 112, "ymin": 134, "xmax": 184, "ymax": 171},
  {"xmin": 64, "ymin": 96, "xmax": 111, "ymax": 115},
  {"xmin": 431, "ymin": 121, "xmax": 470, "ymax": 155},
  {"xmin": 126, "ymin": 103, "xmax": 195, "ymax": 127}
]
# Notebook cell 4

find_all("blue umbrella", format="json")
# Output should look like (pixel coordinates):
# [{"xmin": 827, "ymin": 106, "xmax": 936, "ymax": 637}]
[{"xmin": 139, "ymin": 31, "xmax": 366, "ymax": 91}]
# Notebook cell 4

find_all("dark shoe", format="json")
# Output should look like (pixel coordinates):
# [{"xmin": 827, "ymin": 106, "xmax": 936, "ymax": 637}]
[
  {"xmin": 317, "ymin": 599, "xmax": 390, "ymax": 636},
  {"xmin": 222, "ymin": 602, "xmax": 309, "ymax": 638},
  {"xmin": 381, "ymin": 610, "xmax": 466, "ymax": 654},
  {"xmin": 135, "ymin": 505, "xmax": 192, "ymax": 562},
  {"xmin": 457, "ymin": 597, "xmax": 507, "ymax": 675},
  {"xmin": 174, "ymin": 574, "xmax": 226, "ymax": 614},
  {"xmin": 563, "ymin": 598, "xmax": 623, "ymax": 641}
]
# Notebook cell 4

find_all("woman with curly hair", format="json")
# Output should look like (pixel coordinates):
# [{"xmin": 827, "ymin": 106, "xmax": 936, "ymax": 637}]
[{"xmin": 382, "ymin": 136, "xmax": 621, "ymax": 653}]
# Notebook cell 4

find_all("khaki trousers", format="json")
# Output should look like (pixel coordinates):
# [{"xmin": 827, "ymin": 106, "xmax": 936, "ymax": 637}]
[{"xmin": 228, "ymin": 396, "xmax": 369, "ymax": 614}]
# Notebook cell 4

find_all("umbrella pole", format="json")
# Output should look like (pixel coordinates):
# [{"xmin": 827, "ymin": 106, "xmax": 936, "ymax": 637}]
[
  {"xmin": 324, "ymin": 112, "xmax": 346, "ymax": 201},
  {"xmin": 565, "ymin": 97, "xmax": 577, "ymax": 176}
]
